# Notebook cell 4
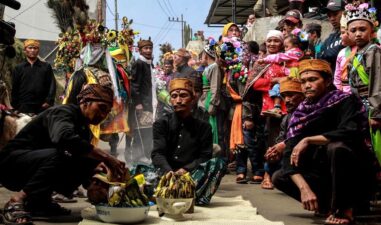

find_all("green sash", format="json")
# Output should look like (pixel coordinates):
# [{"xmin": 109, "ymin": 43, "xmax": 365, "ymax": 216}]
[
  {"xmin": 202, "ymin": 73, "xmax": 218, "ymax": 144},
  {"xmin": 352, "ymin": 46, "xmax": 381, "ymax": 164}
]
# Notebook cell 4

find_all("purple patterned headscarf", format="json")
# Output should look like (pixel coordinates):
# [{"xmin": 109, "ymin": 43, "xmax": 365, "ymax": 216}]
[{"xmin": 287, "ymin": 90, "xmax": 351, "ymax": 139}]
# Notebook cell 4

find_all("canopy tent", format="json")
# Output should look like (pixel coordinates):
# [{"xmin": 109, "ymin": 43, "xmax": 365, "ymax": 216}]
[{"xmin": 204, "ymin": 0, "xmax": 256, "ymax": 27}]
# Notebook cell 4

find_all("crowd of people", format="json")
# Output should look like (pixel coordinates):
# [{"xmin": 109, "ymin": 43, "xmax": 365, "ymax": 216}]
[{"xmin": 0, "ymin": 0, "xmax": 380, "ymax": 224}]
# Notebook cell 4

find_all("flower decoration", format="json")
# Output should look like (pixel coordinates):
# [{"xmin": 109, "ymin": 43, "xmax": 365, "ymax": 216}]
[
  {"xmin": 54, "ymin": 31, "xmax": 82, "ymax": 71},
  {"xmin": 219, "ymin": 37, "xmax": 247, "ymax": 83},
  {"xmin": 344, "ymin": 3, "xmax": 379, "ymax": 28}
]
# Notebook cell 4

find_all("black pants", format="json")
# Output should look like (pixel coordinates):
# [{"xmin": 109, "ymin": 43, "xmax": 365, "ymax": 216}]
[
  {"xmin": 272, "ymin": 142, "xmax": 374, "ymax": 211},
  {"xmin": 0, "ymin": 148, "xmax": 99, "ymax": 205}
]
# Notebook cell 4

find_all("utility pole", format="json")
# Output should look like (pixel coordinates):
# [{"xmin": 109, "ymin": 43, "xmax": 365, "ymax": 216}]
[
  {"xmin": 114, "ymin": 0, "xmax": 118, "ymax": 30},
  {"xmin": 169, "ymin": 14, "xmax": 185, "ymax": 48},
  {"xmin": 232, "ymin": 0, "xmax": 236, "ymax": 24}
]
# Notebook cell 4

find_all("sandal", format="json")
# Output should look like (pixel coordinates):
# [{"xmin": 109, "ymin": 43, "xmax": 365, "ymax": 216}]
[
  {"xmin": 236, "ymin": 174, "xmax": 248, "ymax": 184},
  {"xmin": 324, "ymin": 210, "xmax": 354, "ymax": 225},
  {"xmin": 250, "ymin": 175, "xmax": 264, "ymax": 184},
  {"xmin": 2, "ymin": 201, "xmax": 34, "ymax": 225}
]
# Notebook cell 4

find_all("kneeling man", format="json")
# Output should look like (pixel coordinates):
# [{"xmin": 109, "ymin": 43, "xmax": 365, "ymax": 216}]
[{"xmin": 151, "ymin": 78, "xmax": 226, "ymax": 205}]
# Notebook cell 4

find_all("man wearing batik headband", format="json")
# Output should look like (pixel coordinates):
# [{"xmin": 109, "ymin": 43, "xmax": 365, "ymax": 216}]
[
  {"xmin": 0, "ymin": 84, "xmax": 125, "ymax": 224},
  {"xmin": 11, "ymin": 39, "xmax": 56, "ymax": 114},
  {"xmin": 272, "ymin": 59, "xmax": 376, "ymax": 225},
  {"xmin": 345, "ymin": 3, "xmax": 381, "ymax": 166},
  {"xmin": 126, "ymin": 38, "xmax": 154, "ymax": 161},
  {"xmin": 198, "ymin": 41, "xmax": 223, "ymax": 147},
  {"xmin": 151, "ymin": 78, "xmax": 225, "ymax": 206}
]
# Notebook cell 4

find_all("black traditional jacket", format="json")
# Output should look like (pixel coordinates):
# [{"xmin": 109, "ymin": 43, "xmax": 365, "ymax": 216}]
[{"xmin": 151, "ymin": 113, "xmax": 212, "ymax": 173}]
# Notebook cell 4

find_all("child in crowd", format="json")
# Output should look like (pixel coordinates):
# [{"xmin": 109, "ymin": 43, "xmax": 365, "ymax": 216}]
[
  {"xmin": 346, "ymin": 3, "xmax": 381, "ymax": 181},
  {"xmin": 257, "ymin": 33, "xmax": 304, "ymax": 117},
  {"xmin": 334, "ymin": 15, "xmax": 356, "ymax": 93}
]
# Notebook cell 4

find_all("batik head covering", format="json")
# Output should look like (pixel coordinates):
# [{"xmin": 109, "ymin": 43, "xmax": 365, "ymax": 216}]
[
  {"xmin": 299, "ymin": 59, "xmax": 332, "ymax": 77},
  {"xmin": 24, "ymin": 39, "xmax": 40, "ymax": 48},
  {"xmin": 266, "ymin": 30, "xmax": 284, "ymax": 42},
  {"xmin": 77, "ymin": 83, "xmax": 114, "ymax": 106},
  {"xmin": 279, "ymin": 77, "xmax": 303, "ymax": 94},
  {"xmin": 137, "ymin": 38, "xmax": 153, "ymax": 49},
  {"xmin": 169, "ymin": 78, "xmax": 194, "ymax": 96}
]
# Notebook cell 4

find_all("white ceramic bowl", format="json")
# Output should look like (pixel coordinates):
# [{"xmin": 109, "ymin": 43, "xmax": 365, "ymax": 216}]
[
  {"xmin": 95, "ymin": 205, "xmax": 150, "ymax": 224},
  {"xmin": 156, "ymin": 198, "xmax": 193, "ymax": 215}
]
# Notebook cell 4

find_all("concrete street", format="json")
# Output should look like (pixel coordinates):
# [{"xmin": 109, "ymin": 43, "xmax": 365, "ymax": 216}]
[{"xmin": 0, "ymin": 138, "xmax": 380, "ymax": 225}]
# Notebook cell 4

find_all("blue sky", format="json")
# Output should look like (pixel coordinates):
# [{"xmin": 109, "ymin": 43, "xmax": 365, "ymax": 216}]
[{"xmin": 105, "ymin": 0, "xmax": 221, "ymax": 62}]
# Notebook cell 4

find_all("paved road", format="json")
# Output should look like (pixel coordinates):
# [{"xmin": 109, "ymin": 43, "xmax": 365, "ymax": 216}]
[{"xmin": 1, "ymin": 137, "xmax": 380, "ymax": 225}]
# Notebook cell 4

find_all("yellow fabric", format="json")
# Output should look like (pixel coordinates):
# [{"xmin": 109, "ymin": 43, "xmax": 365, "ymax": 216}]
[
  {"xmin": 117, "ymin": 41, "xmax": 131, "ymax": 63},
  {"xmin": 24, "ymin": 39, "xmax": 40, "ymax": 48},
  {"xmin": 279, "ymin": 77, "xmax": 302, "ymax": 94},
  {"xmin": 298, "ymin": 59, "xmax": 332, "ymax": 77},
  {"xmin": 226, "ymin": 81, "xmax": 244, "ymax": 152},
  {"xmin": 62, "ymin": 68, "xmax": 100, "ymax": 146},
  {"xmin": 222, "ymin": 22, "xmax": 236, "ymax": 37}
]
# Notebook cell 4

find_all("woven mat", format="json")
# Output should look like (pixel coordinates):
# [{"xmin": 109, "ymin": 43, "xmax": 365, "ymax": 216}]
[{"xmin": 79, "ymin": 196, "xmax": 284, "ymax": 225}]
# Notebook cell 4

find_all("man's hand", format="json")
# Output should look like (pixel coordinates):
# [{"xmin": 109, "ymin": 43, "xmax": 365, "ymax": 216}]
[
  {"xmin": 41, "ymin": 102, "xmax": 50, "ymax": 109},
  {"xmin": 370, "ymin": 118, "xmax": 381, "ymax": 130},
  {"xmin": 243, "ymin": 120, "xmax": 254, "ymax": 130},
  {"xmin": 291, "ymin": 138, "xmax": 309, "ymax": 167},
  {"xmin": 300, "ymin": 187, "xmax": 319, "ymax": 211},
  {"xmin": 103, "ymin": 153, "xmax": 125, "ymax": 180},
  {"xmin": 265, "ymin": 142, "xmax": 285, "ymax": 162},
  {"xmin": 175, "ymin": 168, "xmax": 188, "ymax": 175}
]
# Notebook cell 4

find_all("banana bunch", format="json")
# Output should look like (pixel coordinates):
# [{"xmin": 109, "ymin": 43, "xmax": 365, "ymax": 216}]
[
  {"xmin": 154, "ymin": 171, "xmax": 196, "ymax": 199},
  {"xmin": 108, "ymin": 178, "xmax": 150, "ymax": 207}
]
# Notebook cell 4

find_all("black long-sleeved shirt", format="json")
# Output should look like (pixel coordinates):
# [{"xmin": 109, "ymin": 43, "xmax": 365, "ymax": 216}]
[
  {"xmin": 1, "ymin": 104, "xmax": 93, "ymax": 157},
  {"xmin": 281, "ymin": 94, "xmax": 368, "ymax": 176},
  {"xmin": 317, "ymin": 30, "xmax": 344, "ymax": 72},
  {"xmin": 130, "ymin": 59, "xmax": 153, "ymax": 112},
  {"xmin": 151, "ymin": 113, "xmax": 212, "ymax": 173},
  {"xmin": 11, "ymin": 59, "xmax": 56, "ymax": 114}
]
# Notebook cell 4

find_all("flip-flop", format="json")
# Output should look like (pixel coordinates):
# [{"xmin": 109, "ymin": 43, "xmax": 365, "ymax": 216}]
[
  {"xmin": 249, "ymin": 175, "xmax": 264, "ymax": 184},
  {"xmin": 236, "ymin": 175, "xmax": 248, "ymax": 184}
]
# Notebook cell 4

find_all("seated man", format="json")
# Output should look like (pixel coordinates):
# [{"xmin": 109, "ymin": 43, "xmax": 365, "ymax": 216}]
[
  {"xmin": 151, "ymin": 78, "xmax": 226, "ymax": 205},
  {"xmin": 262, "ymin": 77, "xmax": 305, "ymax": 189},
  {"xmin": 272, "ymin": 59, "xmax": 376, "ymax": 225},
  {"xmin": 0, "ymin": 84, "xmax": 125, "ymax": 225}
]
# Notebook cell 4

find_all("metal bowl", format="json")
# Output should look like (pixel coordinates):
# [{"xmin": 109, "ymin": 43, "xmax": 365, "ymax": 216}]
[{"xmin": 95, "ymin": 205, "xmax": 150, "ymax": 224}]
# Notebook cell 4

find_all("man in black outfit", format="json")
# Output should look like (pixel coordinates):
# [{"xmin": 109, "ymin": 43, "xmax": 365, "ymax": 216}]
[
  {"xmin": 317, "ymin": 0, "xmax": 345, "ymax": 71},
  {"xmin": 11, "ymin": 39, "xmax": 56, "ymax": 114},
  {"xmin": 272, "ymin": 59, "xmax": 376, "ymax": 225},
  {"xmin": 0, "ymin": 84, "xmax": 125, "ymax": 225},
  {"xmin": 126, "ymin": 38, "xmax": 154, "ymax": 164}
]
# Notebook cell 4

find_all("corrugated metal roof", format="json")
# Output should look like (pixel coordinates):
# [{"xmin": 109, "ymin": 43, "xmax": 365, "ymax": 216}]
[{"xmin": 204, "ymin": 0, "xmax": 256, "ymax": 26}]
